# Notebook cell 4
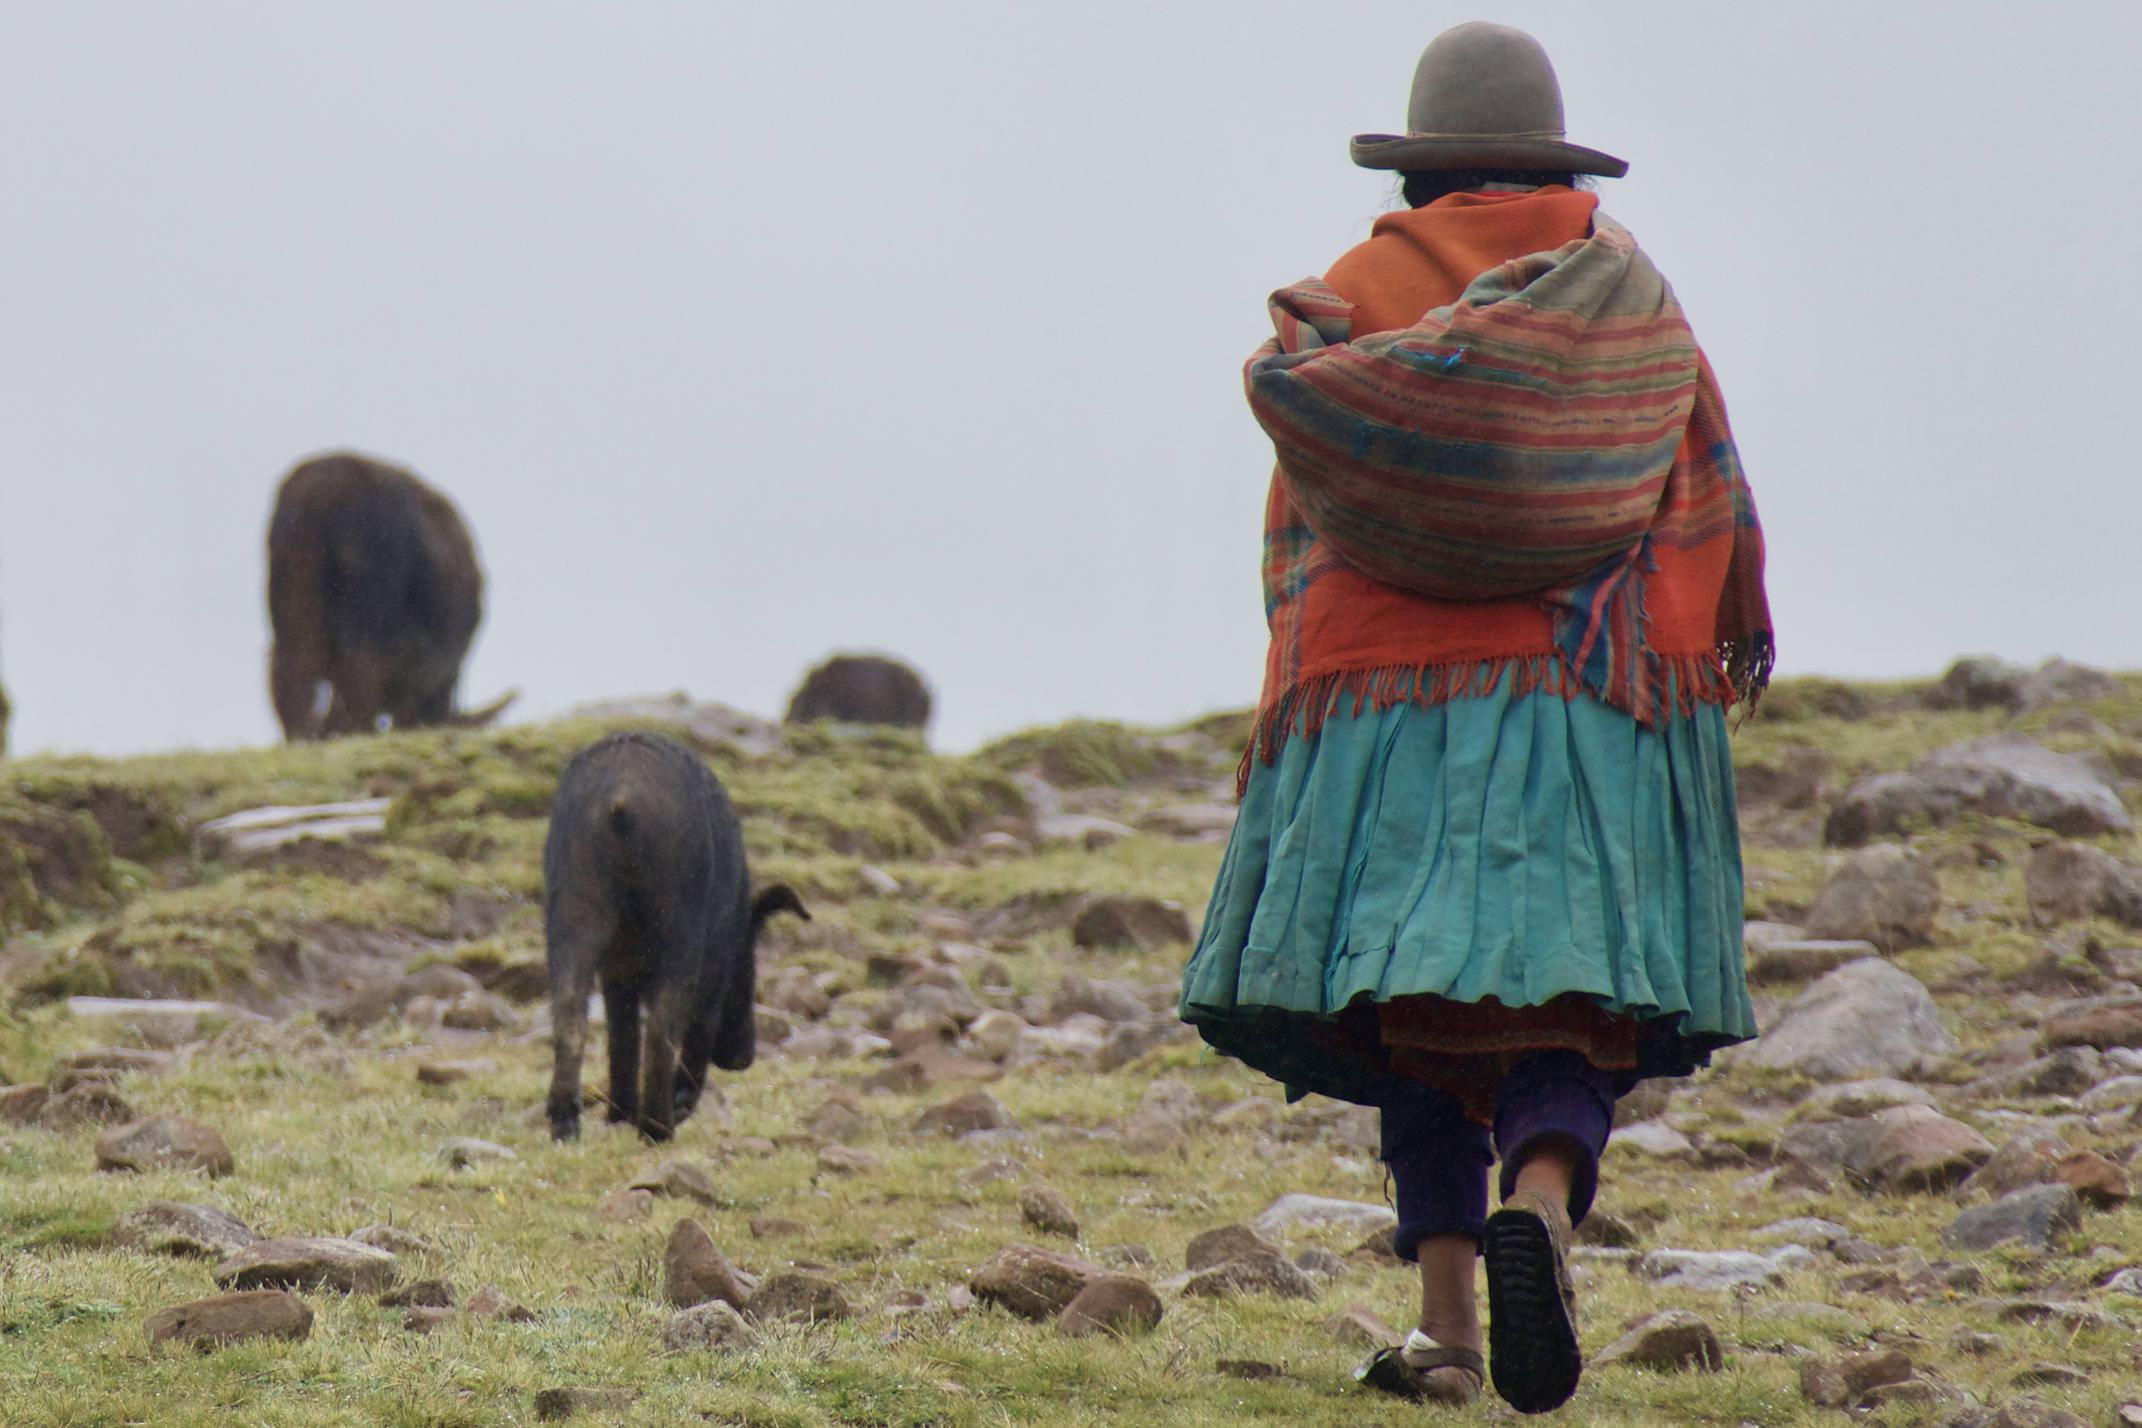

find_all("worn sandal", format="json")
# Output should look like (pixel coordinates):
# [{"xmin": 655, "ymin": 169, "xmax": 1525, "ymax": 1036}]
[
  {"xmin": 1356, "ymin": 1333, "xmax": 1485, "ymax": 1406},
  {"xmin": 1484, "ymin": 1189, "xmax": 1582, "ymax": 1414}
]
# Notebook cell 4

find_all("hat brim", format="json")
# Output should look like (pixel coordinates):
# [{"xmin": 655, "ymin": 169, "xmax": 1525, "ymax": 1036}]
[{"xmin": 1349, "ymin": 133, "xmax": 1628, "ymax": 178}]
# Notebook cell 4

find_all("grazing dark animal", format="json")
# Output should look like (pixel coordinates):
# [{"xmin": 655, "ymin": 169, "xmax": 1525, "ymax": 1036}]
[
  {"xmin": 266, "ymin": 452, "xmax": 515, "ymax": 740},
  {"xmin": 784, "ymin": 652, "xmax": 932, "ymax": 731},
  {"xmin": 543, "ymin": 731, "xmax": 807, "ymax": 1142}
]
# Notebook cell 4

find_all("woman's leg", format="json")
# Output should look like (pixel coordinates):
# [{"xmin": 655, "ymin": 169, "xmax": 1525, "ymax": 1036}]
[
  {"xmin": 1492, "ymin": 1049, "xmax": 1617, "ymax": 1219},
  {"xmin": 1480, "ymin": 1050, "xmax": 1618, "ymax": 1414},
  {"xmin": 1380, "ymin": 1082, "xmax": 1491, "ymax": 1392}
]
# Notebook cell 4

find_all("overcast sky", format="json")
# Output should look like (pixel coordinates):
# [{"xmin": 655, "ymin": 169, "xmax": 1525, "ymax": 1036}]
[{"xmin": 2, "ymin": 2, "xmax": 2135, "ymax": 758}]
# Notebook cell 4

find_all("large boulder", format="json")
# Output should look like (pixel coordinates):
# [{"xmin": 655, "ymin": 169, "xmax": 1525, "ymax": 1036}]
[
  {"xmin": 2014, "ymin": 658, "xmax": 2122, "ymax": 713},
  {"xmin": 213, "ymin": 1237, "xmax": 399, "ymax": 1294},
  {"xmin": 1924, "ymin": 656, "xmax": 2028, "ymax": 711},
  {"xmin": 1802, "ymin": 845, "xmax": 1942, "ymax": 951},
  {"xmin": 95, "ymin": 1116, "xmax": 234, "ymax": 1177},
  {"xmin": 970, "ymin": 1244, "xmax": 1109, "ymax": 1321},
  {"xmin": 1943, "ymin": 1185, "xmax": 2083, "ymax": 1252},
  {"xmin": 1851, "ymin": 1105, "xmax": 1994, "ymax": 1192},
  {"xmin": 112, "ymin": 1203, "xmax": 259, "ymax": 1259},
  {"xmin": 144, "ymin": 1290, "xmax": 312, "ymax": 1351},
  {"xmin": 1826, "ymin": 736, "xmax": 2130, "ymax": 846},
  {"xmin": 1734, "ymin": 960, "xmax": 1958, "ymax": 1081}
]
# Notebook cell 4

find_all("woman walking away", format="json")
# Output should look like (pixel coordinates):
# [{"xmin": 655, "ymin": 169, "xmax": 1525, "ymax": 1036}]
[{"xmin": 1179, "ymin": 21, "xmax": 1771, "ymax": 1415}]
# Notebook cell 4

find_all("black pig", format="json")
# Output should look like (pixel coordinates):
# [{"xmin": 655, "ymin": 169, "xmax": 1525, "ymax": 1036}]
[{"xmin": 543, "ymin": 731, "xmax": 805, "ymax": 1142}]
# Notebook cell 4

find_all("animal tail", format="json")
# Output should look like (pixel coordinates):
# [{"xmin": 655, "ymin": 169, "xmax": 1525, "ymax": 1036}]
[
  {"xmin": 449, "ymin": 688, "xmax": 519, "ymax": 728},
  {"xmin": 750, "ymin": 884, "xmax": 810, "ymax": 936}
]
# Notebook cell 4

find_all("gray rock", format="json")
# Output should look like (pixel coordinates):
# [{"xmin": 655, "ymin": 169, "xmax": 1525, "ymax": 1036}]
[
  {"xmin": 1826, "ymin": 735, "xmax": 2131, "ymax": 845},
  {"xmin": 1752, "ymin": 1218, "xmax": 1855, "ymax": 1250},
  {"xmin": 1186, "ymin": 1225, "xmax": 1284, "ymax": 1271},
  {"xmin": 2025, "ymin": 841, "xmax": 2142, "ymax": 928},
  {"xmin": 1735, "ymin": 960, "xmax": 1958, "ymax": 1081},
  {"xmin": 1593, "ymin": 1308, "xmax": 1724, "ymax": 1372},
  {"xmin": 1854, "ymin": 1105, "xmax": 1995, "ymax": 1191},
  {"xmin": 348, "ymin": 1224, "xmax": 436, "ymax": 1258},
  {"xmin": 970, "ymin": 1244, "xmax": 1108, "ymax": 1321},
  {"xmin": 144, "ymin": 1290, "xmax": 312, "ymax": 1351},
  {"xmin": 1055, "ymin": 1275, "xmax": 1165, "ymax": 1337},
  {"xmin": 112, "ymin": 1202, "xmax": 259, "ymax": 1259},
  {"xmin": 629, "ymin": 1160, "xmax": 719, "ymax": 1205},
  {"xmin": 1804, "ymin": 845, "xmax": 1942, "ymax": 951},
  {"xmin": 1925, "ymin": 655, "xmax": 2027, "ymax": 711},
  {"xmin": 1249, "ymin": 1194, "xmax": 1397, "ymax": 1241},
  {"xmin": 741, "ymin": 1270, "xmax": 850, "ymax": 1325},
  {"xmin": 2015, "ymin": 657, "xmax": 2122, "ymax": 713},
  {"xmin": 1018, "ymin": 1185, "xmax": 1080, "ymax": 1239},
  {"xmin": 1798, "ymin": 1078, "xmax": 1936, "ymax": 1120},
  {"xmin": 1070, "ymin": 897, "xmax": 1192, "ymax": 951},
  {"xmin": 95, "ymin": 1116, "xmax": 234, "ymax": 1177},
  {"xmin": 1047, "ymin": 974, "xmax": 1150, "ymax": 1025},
  {"xmin": 1964, "ymin": 1128, "xmax": 2071, "ymax": 1201},
  {"xmin": 914, "ymin": 1091, "xmax": 1015, "ymax": 1137},
  {"xmin": 1181, "ymin": 1251, "xmax": 1321, "ymax": 1301},
  {"xmin": 662, "ymin": 1300, "xmax": 755, "ymax": 1352},
  {"xmin": 1942, "ymin": 1185, "xmax": 2083, "ymax": 1252},
  {"xmin": 214, "ymin": 1237, "xmax": 398, "ymax": 1294},
  {"xmin": 1640, "ymin": 1247, "xmax": 1813, "ymax": 1291},
  {"xmin": 1748, "ymin": 939, "xmax": 1880, "ymax": 984},
  {"xmin": 665, "ymin": 1219, "xmax": 751, "ymax": 1310},
  {"xmin": 1612, "ymin": 1120, "xmax": 1697, "ymax": 1158}
]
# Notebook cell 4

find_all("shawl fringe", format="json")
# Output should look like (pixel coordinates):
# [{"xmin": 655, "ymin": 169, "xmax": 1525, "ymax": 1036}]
[{"xmin": 1236, "ymin": 648, "xmax": 1742, "ymax": 797}]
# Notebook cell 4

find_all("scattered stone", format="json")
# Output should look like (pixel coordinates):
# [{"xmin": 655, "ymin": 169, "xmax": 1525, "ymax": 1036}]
[
  {"xmin": 533, "ymin": 1387, "xmax": 638, "ymax": 1420},
  {"xmin": 663, "ymin": 1300, "xmax": 755, "ymax": 1351},
  {"xmin": 958, "ymin": 1158, "xmax": 1024, "ymax": 1189},
  {"xmin": 1055, "ymin": 1275, "xmax": 1164, "ymax": 1338},
  {"xmin": 1121, "ymin": 1080, "xmax": 1195, "ymax": 1154},
  {"xmin": 1798, "ymin": 1078, "xmax": 1935, "ymax": 1120},
  {"xmin": 111, "ymin": 1202, "xmax": 258, "ymax": 1259},
  {"xmin": 1799, "ymin": 1348, "xmax": 1916, "ymax": 1409},
  {"xmin": 1748, "ymin": 939, "xmax": 1878, "ymax": 985},
  {"xmin": 1182, "ymin": 1250, "xmax": 1320, "ymax": 1301},
  {"xmin": 815, "ymin": 1145, "xmax": 881, "ymax": 1176},
  {"xmin": 965, "ymin": 1010, "xmax": 1027, "ymax": 1063},
  {"xmin": 1966, "ymin": 1127, "xmax": 2071, "ymax": 1201},
  {"xmin": 2015, "ymin": 657, "xmax": 2122, "ymax": 712},
  {"xmin": 629, "ymin": 1160, "xmax": 719, "ymax": 1206},
  {"xmin": 1576, "ymin": 1210, "xmax": 1641, "ymax": 1249},
  {"xmin": 1047, "ymin": 973, "xmax": 1151, "ymax": 1025},
  {"xmin": 1612, "ymin": 1120, "xmax": 1696, "ymax": 1158},
  {"xmin": 2039, "ymin": 997, "xmax": 2142, "ymax": 1052},
  {"xmin": 1294, "ymin": 1246, "xmax": 1347, "ymax": 1281},
  {"xmin": 214, "ymin": 1237, "xmax": 399, "ymax": 1294},
  {"xmin": 1804, "ymin": 844, "xmax": 1942, "ymax": 951},
  {"xmin": 402, "ymin": 1306, "xmax": 455, "ymax": 1334},
  {"xmin": 463, "ymin": 1284, "xmax": 538, "ymax": 1322},
  {"xmin": 1019, "ymin": 1185, "xmax": 1079, "ymax": 1238},
  {"xmin": 1138, "ymin": 802, "xmax": 1237, "ymax": 840},
  {"xmin": 1826, "ymin": 735, "xmax": 2131, "ymax": 845},
  {"xmin": 970, "ymin": 1244, "xmax": 1109, "ymax": 1320},
  {"xmin": 1324, "ymin": 1303, "xmax": 1404, "ymax": 1350},
  {"xmin": 1858, "ymin": 1104, "xmax": 1994, "ymax": 1191},
  {"xmin": 40, "ymin": 1083, "xmax": 136, "ymax": 1130},
  {"xmin": 2025, "ymin": 842, "xmax": 2142, "ymax": 928},
  {"xmin": 1070, "ymin": 896, "xmax": 1192, "ymax": 951},
  {"xmin": 95, "ymin": 1116, "xmax": 234, "ymax": 1177},
  {"xmin": 1639, "ymin": 1247, "xmax": 1812, "ymax": 1291},
  {"xmin": 439, "ymin": 989, "xmax": 521, "ymax": 1033},
  {"xmin": 440, "ymin": 1137, "xmax": 516, "ymax": 1169},
  {"xmin": 416, "ymin": 1059, "xmax": 498, "ymax": 1086},
  {"xmin": 348, "ymin": 1224, "xmax": 436, "ymax": 1258},
  {"xmin": 2011, "ymin": 1365, "xmax": 2089, "ymax": 1389},
  {"xmin": 1926, "ymin": 654, "xmax": 2027, "ymax": 711},
  {"xmin": 914, "ymin": 1090, "xmax": 1015, "ymax": 1136},
  {"xmin": 742, "ymin": 1270, "xmax": 851, "ymax": 1325},
  {"xmin": 748, "ymin": 1215, "xmax": 806, "ymax": 1239},
  {"xmin": 665, "ymin": 1219, "xmax": 751, "ymax": 1310},
  {"xmin": 379, "ymin": 1279, "xmax": 455, "ymax": 1309},
  {"xmin": 64, "ymin": 999, "xmax": 264, "ymax": 1047},
  {"xmin": 1594, "ymin": 1309, "xmax": 1724, "ymax": 1372},
  {"xmin": 1734, "ymin": 959, "xmax": 1958, "ymax": 1080},
  {"xmin": 1752, "ymin": 1217, "xmax": 1855, "ymax": 1250},
  {"xmin": 2052, "ymin": 1149, "xmax": 2129, "ymax": 1207},
  {"xmin": 596, "ymin": 1188, "xmax": 655, "ymax": 1224},
  {"xmin": 1186, "ymin": 1224, "xmax": 1284, "ymax": 1271},
  {"xmin": 1943, "ymin": 1185, "xmax": 2082, "ymax": 1252},
  {"xmin": 144, "ymin": 1290, "xmax": 312, "ymax": 1351},
  {"xmin": 1249, "ymin": 1193, "xmax": 1397, "ymax": 1241}
]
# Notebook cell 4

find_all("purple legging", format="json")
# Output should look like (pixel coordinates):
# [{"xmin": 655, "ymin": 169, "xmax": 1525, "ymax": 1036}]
[{"xmin": 1379, "ymin": 1050, "xmax": 1617, "ymax": 1260}]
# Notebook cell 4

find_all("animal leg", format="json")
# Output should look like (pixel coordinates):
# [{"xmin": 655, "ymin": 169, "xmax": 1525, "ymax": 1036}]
[
  {"xmin": 269, "ymin": 641, "xmax": 327, "ymax": 741},
  {"xmin": 674, "ymin": 1020, "xmax": 712, "ymax": 1119},
  {"xmin": 323, "ymin": 650, "xmax": 388, "ymax": 735},
  {"xmin": 545, "ymin": 937, "xmax": 600, "ymax": 1142},
  {"xmin": 637, "ymin": 983, "xmax": 685, "ymax": 1143},
  {"xmin": 602, "ymin": 981, "xmax": 641, "ymax": 1126}
]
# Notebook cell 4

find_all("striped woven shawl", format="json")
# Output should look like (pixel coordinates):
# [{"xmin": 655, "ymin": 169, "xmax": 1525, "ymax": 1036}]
[{"xmin": 1243, "ymin": 210, "xmax": 1771, "ymax": 782}]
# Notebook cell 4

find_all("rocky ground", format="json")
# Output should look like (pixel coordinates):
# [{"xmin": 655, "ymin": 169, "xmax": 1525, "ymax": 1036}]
[{"xmin": 2, "ymin": 660, "xmax": 2141, "ymax": 1426}]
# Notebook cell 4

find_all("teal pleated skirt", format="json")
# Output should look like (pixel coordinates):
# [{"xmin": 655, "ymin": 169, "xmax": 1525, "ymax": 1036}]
[{"xmin": 1179, "ymin": 683, "xmax": 1756, "ymax": 1106}]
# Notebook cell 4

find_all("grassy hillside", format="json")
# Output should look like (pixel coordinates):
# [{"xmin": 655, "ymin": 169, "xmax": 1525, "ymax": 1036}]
[{"xmin": 2, "ymin": 674, "xmax": 2140, "ymax": 1426}]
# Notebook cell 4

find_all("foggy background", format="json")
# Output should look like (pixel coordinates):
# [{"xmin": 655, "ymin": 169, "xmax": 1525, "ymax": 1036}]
[{"xmin": 2, "ymin": 2, "xmax": 2135, "ymax": 757}]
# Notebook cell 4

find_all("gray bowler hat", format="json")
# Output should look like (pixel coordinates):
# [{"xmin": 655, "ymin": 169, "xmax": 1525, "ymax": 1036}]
[{"xmin": 1350, "ymin": 21, "xmax": 1627, "ymax": 177}]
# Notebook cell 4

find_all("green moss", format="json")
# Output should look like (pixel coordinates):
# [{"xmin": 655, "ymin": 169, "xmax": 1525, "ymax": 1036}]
[{"xmin": 976, "ymin": 719, "xmax": 1174, "ymax": 788}]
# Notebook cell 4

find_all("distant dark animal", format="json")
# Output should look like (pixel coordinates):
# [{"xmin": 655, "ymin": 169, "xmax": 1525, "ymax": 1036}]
[
  {"xmin": 783, "ymin": 653, "xmax": 932, "ymax": 730},
  {"xmin": 266, "ymin": 452, "xmax": 515, "ymax": 740},
  {"xmin": 543, "ymin": 731, "xmax": 807, "ymax": 1142}
]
